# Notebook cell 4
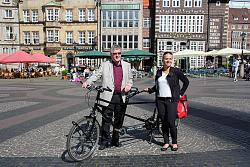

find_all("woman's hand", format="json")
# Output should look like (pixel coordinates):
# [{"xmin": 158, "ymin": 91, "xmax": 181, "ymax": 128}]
[{"xmin": 144, "ymin": 88, "xmax": 149, "ymax": 92}]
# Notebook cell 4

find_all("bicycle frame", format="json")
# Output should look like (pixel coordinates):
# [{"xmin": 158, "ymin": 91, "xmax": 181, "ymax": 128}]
[{"xmin": 88, "ymin": 87, "xmax": 157, "ymax": 136}]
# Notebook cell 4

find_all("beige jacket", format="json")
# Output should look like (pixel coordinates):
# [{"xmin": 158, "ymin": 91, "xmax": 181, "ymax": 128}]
[{"xmin": 86, "ymin": 60, "xmax": 133, "ymax": 106}]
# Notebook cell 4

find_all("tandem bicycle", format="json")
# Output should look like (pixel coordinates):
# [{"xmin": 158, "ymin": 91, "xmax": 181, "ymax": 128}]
[{"xmin": 66, "ymin": 83, "xmax": 180, "ymax": 162}]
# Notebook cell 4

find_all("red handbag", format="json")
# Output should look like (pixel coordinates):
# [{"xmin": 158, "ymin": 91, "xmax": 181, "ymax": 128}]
[{"xmin": 177, "ymin": 95, "xmax": 187, "ymax": 118}]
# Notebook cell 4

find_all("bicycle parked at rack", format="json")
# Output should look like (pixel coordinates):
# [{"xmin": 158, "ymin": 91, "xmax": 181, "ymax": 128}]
[{"xmin": 66, "ymin": 83, "xmax": 180, "ymax": 162}]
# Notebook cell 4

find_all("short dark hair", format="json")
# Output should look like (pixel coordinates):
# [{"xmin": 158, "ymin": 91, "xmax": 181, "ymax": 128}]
[
  {"xmin": 163, "ymin": 52, "xmax": 173, "ymax": 56},
  {"xmin": 162, "ymin": 52, "xmax": 173, "ymax": 60}
]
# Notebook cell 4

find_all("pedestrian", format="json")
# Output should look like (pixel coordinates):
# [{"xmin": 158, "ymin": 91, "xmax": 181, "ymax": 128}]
[
  {"xmin": 55, "ymin": 66, "xmax": 59, "ymax": 77},
  {"xmin": 144, "ymin": 52, "xmax": 189, "ymax": 151},
  {"xmin": 232, "ymin": 57, "xmax": 239, "ymax": 82},
  {"xmin": 150, "ymin": 66, "xmax": 154, "ymax": 77},
  {"xmin": 245, "ymin": 61, "xmax": 250, "ymax": 81},
  {"xmin": 82, "ymin": 44, "xmax": 133, "ymax": 150}
]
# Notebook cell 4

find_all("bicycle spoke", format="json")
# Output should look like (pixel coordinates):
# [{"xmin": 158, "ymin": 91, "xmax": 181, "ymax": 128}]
[{"xmin": 67, "ymin": 117, "xmax": 99, "ymax": 161}]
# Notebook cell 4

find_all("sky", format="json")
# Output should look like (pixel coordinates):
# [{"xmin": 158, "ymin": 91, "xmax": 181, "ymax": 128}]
[{"xmin": 230, "ymin": 0, "xmax": 250, "ymax": 2}]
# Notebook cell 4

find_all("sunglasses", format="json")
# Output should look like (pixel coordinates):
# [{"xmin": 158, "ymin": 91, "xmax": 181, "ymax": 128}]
[{"xmin": 112, "ymin": 52, "xmax": 121, "ymax": 55}]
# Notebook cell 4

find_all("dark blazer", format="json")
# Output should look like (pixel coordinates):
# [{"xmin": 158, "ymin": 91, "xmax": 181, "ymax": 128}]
[{"xmin": 150, "ymin": 67, "xmax": 189, "ymax": 102}]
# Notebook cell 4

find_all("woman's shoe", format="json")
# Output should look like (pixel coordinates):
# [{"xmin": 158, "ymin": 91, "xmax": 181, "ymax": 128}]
[
  {"xmin": 171, "ymin": 145, "xmax": 178, "ymax": 151},
  {"xmin": 161, "ymin": 144, "xmax": 169, "ymax": 151}
]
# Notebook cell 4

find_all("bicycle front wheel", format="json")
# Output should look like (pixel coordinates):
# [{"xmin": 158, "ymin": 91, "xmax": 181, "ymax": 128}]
[{"xmin": 67, "ymin": 117, "xmax": 100, "ymax": 161}]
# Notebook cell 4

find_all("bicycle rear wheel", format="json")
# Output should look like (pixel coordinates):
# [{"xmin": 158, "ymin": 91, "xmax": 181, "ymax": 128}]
[{"xmin": 67, "ymin": 117, "xmax": 100, "ymax": 161}]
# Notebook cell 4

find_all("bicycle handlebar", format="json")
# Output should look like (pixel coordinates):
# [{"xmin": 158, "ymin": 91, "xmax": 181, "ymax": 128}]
[{"xmin": 80, "ymin": 81, "xmax": 145, "ymax": 95}]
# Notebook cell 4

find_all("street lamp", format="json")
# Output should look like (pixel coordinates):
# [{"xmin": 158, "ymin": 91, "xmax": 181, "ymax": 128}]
[
  {"xmin": 73, "ymin": 41, "xmax": 77, "ymax": 71},
  {"xmin": 160, "ymin": 50, "xmax": 163, "ymax": 67},
  {"xmin": 240, "ymin": 32, "xmax": 246, "ymax": 77}
]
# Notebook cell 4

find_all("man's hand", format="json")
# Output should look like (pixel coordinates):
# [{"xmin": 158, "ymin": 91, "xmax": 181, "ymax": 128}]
[
  {"xmin": 123, "ymin": 85, "xmax": 131, "ymax": 93},
  {"xmin": 82, "ymin": 82, "xmax": 90, "ymax": 88}
]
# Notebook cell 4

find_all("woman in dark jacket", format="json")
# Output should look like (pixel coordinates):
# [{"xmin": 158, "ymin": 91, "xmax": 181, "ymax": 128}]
[{"xmin": 145, "ymin": 52, "xmax": 189, "ymax": 151}]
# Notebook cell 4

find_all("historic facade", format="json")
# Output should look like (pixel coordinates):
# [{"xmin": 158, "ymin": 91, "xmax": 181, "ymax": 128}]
[
  {"xmin": 0, "ymin": 0, "xmax": 19, "ymax": 57},
  {"xmin": 18, "ymin": 0, "xmax": 97, "ymax": 70},
  {"xmin": 99, "ymin": 0, "xmax": 144, "ymax": 53},
  {"xmin": 227, "ymin": 8, "xmax": 250, "ymax": 61},
  {"xmin": 154, "ymin": 0, "xmax": 229, "ymax": 69}
]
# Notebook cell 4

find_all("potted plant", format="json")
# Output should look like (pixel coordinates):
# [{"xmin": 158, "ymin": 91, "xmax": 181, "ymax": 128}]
[{"xmin": 61, "ymin": 70, "xmax": 68, "ymax": 79}]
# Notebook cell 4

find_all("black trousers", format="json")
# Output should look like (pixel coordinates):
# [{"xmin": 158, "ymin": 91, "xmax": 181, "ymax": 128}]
[
  {"xmin": 156, "ymin": 98, "xmax": 178, "ymax": 144},
  {"xmin": 101, "ymin": 94, "xmax": 125, "ymax": 145}
]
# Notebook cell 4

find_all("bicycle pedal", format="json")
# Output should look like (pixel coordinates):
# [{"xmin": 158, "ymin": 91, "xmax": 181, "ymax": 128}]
[{"xmin": 115, "ymin": 128, "xmax": 126, "ymax": 136}]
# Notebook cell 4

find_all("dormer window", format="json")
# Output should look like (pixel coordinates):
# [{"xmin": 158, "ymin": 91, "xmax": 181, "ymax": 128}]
[
  {"xmin": 244, "ymin": 17, "xmax": 248, "ymax": 21},
  {"xmin": 233, "ymin": 15, "xmax": 238, "ymax": 20},
  {"xmin": 216, "ymin": 1, "xmax": 220, "ymax": 6}
]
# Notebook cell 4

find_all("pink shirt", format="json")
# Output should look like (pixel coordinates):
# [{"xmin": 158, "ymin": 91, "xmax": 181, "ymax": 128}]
[{"xmin": 113, "ymin": 62, "xmax": 123, "ymax": 93}]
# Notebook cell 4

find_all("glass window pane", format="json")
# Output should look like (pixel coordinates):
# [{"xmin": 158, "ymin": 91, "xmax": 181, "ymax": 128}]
[
  {"xmin": 113, "ymin": 11, "xmax": 117, "ymax": 19},
  {"xmin": 134, "ymin": 11, "xmax": 139, "ymax": 20},
  {"xmin": 124, "ymin": 21, "xmax": 127, "ymax": 27},
  {"xmin": 102, "ymin": 11, "xmax": 106, "ymax": 20},
  {"xmin": 118, "ymin": 11, "xmax": 122, "ymax": 19},
  {"xmin": 129, "ymin": 11, "xmax": 133, "ymax": 20},
  {"xmin": 124, "ymin": 11, "xmax": 128, "ymax": 19}
]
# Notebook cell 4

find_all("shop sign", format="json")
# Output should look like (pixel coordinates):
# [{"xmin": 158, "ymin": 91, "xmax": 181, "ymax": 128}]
[
  {"xmin": 33, "ymin": 47, "xmax": 41, "ymax": 50},
  {"xmin": 63, "ymin": 47, "xmax": 93, "ymax": 50}
]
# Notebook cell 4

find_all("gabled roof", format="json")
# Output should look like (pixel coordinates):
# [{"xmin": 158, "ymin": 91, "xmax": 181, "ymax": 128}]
[
  {"xmin": 229, "ymin": 8, "xmax": 250, "ymax": 22},
  {"xmin": 42, "ymin": 1, "xmax": 61, "ymax": 7}
]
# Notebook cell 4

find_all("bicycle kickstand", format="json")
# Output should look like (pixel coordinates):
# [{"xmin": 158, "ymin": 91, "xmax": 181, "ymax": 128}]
[{"xmin": 144, "ymin": 129, "xmax": 154, "ymax": 144}]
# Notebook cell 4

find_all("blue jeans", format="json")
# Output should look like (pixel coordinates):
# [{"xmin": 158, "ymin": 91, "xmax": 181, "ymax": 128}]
[{"xmin": 234, "ymin": 68, "xmax": 238, "ymax": 79}]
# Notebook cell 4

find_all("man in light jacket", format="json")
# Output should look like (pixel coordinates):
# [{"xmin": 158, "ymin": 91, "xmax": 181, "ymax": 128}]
[{"xmin": 82, "ymin": 44, "xmax": 133, "ymax": 150}]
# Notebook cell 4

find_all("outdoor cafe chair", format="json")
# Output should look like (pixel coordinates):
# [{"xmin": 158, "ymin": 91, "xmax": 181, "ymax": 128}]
[
  {"xmin": 31, "ymin": 72, "xmax": 36, "ymax": 78},
  {"xmin": 3, "ymin": 72, "xmax": 9, "ymax": 79},
  {"xmin": 22, "ymin": 72, "xmax": 29, "ymax": 79},
  {"xmin": 8, "ymin": 72, "xmax": 15, "ymax": 79}
]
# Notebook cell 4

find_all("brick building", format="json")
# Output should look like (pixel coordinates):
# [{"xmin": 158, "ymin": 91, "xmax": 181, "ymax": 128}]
[
  {"xmin": 208, "ymin": 0, "xmax": 229, "ymax": 67},
  {"xmin": 155, "ymin": 0, "xmax": 209, "ymax": 69},
  {"xmin": 154, "ymin": 0, "xmax": 230, "ymax": 69},
  {"xmin": 227, "ymin": 8, "xmax": 250, "ymax": 61}
]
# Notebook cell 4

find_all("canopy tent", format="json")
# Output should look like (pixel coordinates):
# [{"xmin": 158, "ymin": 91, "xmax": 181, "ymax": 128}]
[
  {"xmin": 33, "ymin": 52, "xmax": 56, "ymax": 63},
  {"xmin": 0, "ymin": 53, "xmax": 10, "ymax": 62},
  {"xmin": 121, "ymin": 49, "xmax": 156, "ymax": 70},
  {"xmin": 214, "ymin": 47, "xmax": 250, "ymax": 56},
  {"xmin": 121, "ymin": 49, "xmax": 156, "ymax": 57},
  {"xmin": 75, "ymin": 50, "xmax": 110, "ymax": 58},
  {"xmin": 0, "ymin": 53, "xmax": 10, "ymax": 70},
  {"xmin": 0, "ymin": 50, "xmax": 39, "ymax": 63},
  {"xmin": 173, "ymin": 49, "xmax": 205, "ymax": 58}
]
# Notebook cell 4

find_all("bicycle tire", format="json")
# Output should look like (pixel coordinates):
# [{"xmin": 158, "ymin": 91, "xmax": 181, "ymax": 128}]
[{"xmin": 67, "ymin": 117, "xmax": 100, "ymax": 162}]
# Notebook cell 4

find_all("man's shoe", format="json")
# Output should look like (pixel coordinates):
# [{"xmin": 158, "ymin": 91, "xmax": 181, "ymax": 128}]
[
  {"xmin": 112, "ymin": 142, "xmax": 121, "ymax": 147},
  {"xmin": 98, "ymin": 143, "xmax": 110, "ymax": 150}
]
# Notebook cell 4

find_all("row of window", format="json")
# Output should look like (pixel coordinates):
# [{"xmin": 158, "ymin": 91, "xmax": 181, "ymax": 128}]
[
  {"xmin": 231, "ymin": 42, "xmax": 246, "ymax": 49},
  {"xmin": 231, "ymin": 25, "xmax": 248, "ymax": 30},
  {"xmin": 23, "ymin": 31, "xmax": 95, "ymax": 45},
  {"xmin": 102, "ymin": 35, "xmax": 138, "ymax": 49},
  {"xmin": 102, "ymin": 11, "xmax": 139, "ymax": 28},
  {"xmin": 2, "ymin": 47, "xmax": 17, "ymax": 55},
  {"xmin": 232, "ymin": 31, "xmax": 248, "ymax": 39},
  {"xmin": 160, "ymin": 15, "xmax": 203, "ymax": 33},
  {"xmin": 78, "ymin": 58, "xmax": 95, "ymax": 67},
  {"xmin": 163, "ymin": 0, "xmax": 202, "ymax": 7},
  {"xmin": 20, "ymin": 9, "xmax": 95, "ymax": 22},
  {"xmin": 158, "ymin": 41, "xmax": 205, "ymax": 52}
]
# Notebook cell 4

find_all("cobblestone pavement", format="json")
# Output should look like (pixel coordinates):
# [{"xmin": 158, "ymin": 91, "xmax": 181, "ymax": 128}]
[{"xmin": 0, "ymin": 76, "xmax": 250, "ymax": 166}]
